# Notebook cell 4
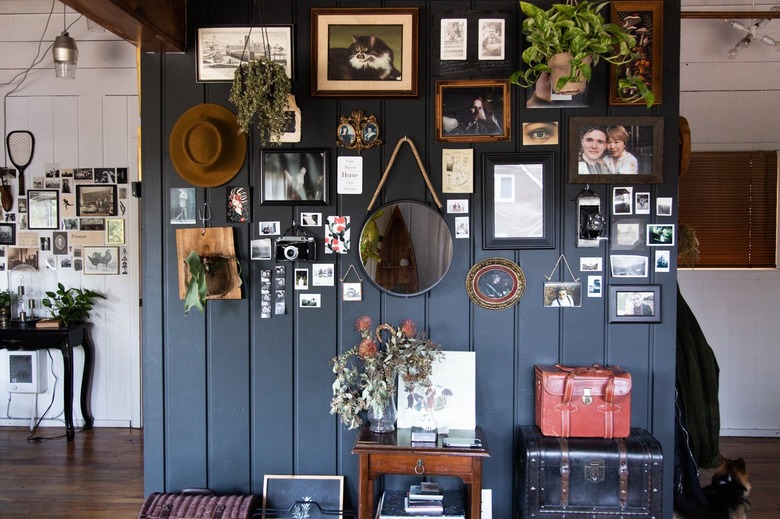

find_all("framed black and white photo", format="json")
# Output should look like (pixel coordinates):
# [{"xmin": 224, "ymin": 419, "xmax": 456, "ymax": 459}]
[
  {"xmin": 299, "ymin": 293, "xmax": 321, "ymax": 308},
  {"xmin": 611, "ymin": 218, "xmax": 644, "ymax": 251},
  {"xmin": 543, "ymin": 281, "xmax": 582, "ymax": 308},
  {"xmin": 478, "ymin": 18, "xmax": 505, "ymax": 60},
  {"xmin": 613, "ymin": 186, "xmax": 633, "ymax": 215},
  {"xmin": 647, "ymin": 223, "xmax": 675, "ymax": 246},
  {"xmin": 656, "ymin": 197, "xmax": 673, "ymax": 216},
  {"xmin": 635, "ymin": 192, "xmax": 651, "ymax": 214},
  {"xmin": 83, "ymin": 246, "xmax": 119, "ymax": 275},
  {"xmin": 569, "ymin": 116, "xmax": 664, "ymax": 184},
  {"xmin": 196, "ymin": 25, "xmax": 294, "ymax": 82},
  {"xmin": 260, "ymin": 149, "xmax": 329, "ymax": 205},
  {"xmin": 312, "ymin": 263, "xmax": 335, "ymax": 286},
  {"xmin": 436, "ymin": 79, "xmax": 511, "ymax": 143},
  {"xmin": 76, "ymin": 184, "xmax": 117, "ymax": 217},
  {"xmin": 609, "ymin": 284, "xmax": 661, "ymax": 323},
  {"xmin": 483, "ymin": 152, "xmax": 555, "ymax": 249},
  {"xmin": 610, "ymin": 254, "xmax": 649, "ymax": 278},
  {"xmin": 655, "ymin": 249, "xmax": 671, "ymax": 272},
  {"xmin": 251, "ymin": 239, "xmax": 273, "ymax": 260},
  {"xmin": 0, "ymin": 223, "xmax": 15, "ymax": 245},
  {"xmin": 440, "ymin": 18, "xmax": 467, "ymax": 60},
  {"xmin": 262, "ymin": 475, "xmax": 344, "ymax": 518},
  {"xmin": 27, "ymin": 190, "xmax": 60, "ymax": 230}
]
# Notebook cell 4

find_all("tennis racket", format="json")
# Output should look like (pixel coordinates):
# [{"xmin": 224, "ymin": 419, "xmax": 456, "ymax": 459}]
[{"xmin": 6, "ymin": 130, "xmax": 34, "ymax": 196}]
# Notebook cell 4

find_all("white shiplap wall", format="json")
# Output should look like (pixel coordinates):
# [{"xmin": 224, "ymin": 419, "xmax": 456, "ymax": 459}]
[
  {"xmin": 680, "ymin": 0, "xmax": 780, "ymax": 436},
  {"xmin": 0, "ymin": 1, "xmax": 141, "ymax": 428}
]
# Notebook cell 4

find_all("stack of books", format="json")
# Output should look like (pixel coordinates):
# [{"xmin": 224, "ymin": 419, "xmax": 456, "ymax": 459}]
[
  {"xmin": 376, "ymin": 483, "xmax": 465, "ymax": 519},
  {"xmin": 406, "ymin": 482, "xmax": 444, "ymax": 514}
]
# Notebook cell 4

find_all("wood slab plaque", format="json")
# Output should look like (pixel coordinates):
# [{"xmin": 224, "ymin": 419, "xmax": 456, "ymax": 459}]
[{"xmin": 175, "ymin": 227, "xmax": 241, "ymax": 300}]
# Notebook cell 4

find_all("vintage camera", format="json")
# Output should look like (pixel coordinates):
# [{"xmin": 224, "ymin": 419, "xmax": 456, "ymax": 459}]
[
  {"xmin": 577, "ymin": 189, "xmax": 607, "ymax": 248},
  {"xmin": 275, "ymin": 227, "xmax": 318, "ymax": 261}
]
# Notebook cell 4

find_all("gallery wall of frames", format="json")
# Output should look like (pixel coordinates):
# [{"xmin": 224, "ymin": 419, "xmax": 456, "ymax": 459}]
[{"xmin": 140, "ymin": 1, "xmax": 681, "ymax": 517}]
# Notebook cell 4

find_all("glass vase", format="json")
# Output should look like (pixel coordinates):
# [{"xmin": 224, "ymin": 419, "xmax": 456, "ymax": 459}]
[{"xmin": 368, "ymin": 396, "xmax": 397, "ymax": 433}]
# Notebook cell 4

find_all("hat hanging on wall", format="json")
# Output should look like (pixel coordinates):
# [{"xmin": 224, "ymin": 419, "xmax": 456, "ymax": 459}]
[{"xmin": 169, "ymin": 103, "xmax": 247, "ymax": 188}]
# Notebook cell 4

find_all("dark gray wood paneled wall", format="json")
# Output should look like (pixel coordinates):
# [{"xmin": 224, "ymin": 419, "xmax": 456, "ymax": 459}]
[{"xmin": 141, "ymin": 1, "xmax": 681, "ymax": 517}]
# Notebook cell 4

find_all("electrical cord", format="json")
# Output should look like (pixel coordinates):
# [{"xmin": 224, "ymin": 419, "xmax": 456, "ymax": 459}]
[{"xmin": 27, "ymin": 350, "xmax": 66, "ymax": 442}]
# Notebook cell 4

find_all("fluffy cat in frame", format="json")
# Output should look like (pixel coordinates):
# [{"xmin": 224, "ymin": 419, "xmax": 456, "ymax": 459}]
[{"xmin": 328, "ymin": 34, "xmax": 401, "ymax": 81}]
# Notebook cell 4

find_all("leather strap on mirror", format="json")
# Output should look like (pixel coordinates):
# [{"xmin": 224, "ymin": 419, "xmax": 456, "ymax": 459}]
[{"xmin": 366, "ymin": 136, "xmax": 443, "ymax": 214}]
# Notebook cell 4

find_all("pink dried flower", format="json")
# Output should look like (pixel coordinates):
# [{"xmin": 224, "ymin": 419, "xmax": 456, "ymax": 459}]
[
  {"xmin": 358, "ymin": 338, "xmax": 378, "ymax": 359},
  {"xmin": 355, "ymin": 316, "xmax": 372, "ymax": 333},
  {"xmin": 401, "ymin": 319, "xmax": 416, "ymax": 338}
]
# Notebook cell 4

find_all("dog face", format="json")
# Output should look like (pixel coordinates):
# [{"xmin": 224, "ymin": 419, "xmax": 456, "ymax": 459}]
[{"xmin": 712, "ymin": 456, "xmax": 751, "ymax": 496}]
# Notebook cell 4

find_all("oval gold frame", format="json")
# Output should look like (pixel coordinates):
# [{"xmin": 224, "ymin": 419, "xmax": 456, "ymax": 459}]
[{"xmin": 465, "ymin": 257, "xmax": 526, "ymax": 310}]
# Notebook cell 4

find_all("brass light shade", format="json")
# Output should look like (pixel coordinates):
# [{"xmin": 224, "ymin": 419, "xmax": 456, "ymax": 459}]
[{"xmin": 52, "ymin": 31, "xmax": 78, "ymax": 79}]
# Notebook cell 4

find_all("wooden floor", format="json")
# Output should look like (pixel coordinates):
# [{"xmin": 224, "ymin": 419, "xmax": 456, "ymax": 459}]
[{"xmin": 0, "ymin": 427, "xmax": 777, "ymax": 518}]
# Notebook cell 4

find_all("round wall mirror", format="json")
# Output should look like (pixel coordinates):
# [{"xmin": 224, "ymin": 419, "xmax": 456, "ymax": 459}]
[{"xmin": 359, "ymin": 201, "xmax": 453, "ymax": 297}]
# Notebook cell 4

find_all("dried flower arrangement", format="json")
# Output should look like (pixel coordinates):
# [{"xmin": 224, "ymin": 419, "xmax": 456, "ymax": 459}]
[{"xmin": 229, "ymin": 56, "xmax": 291, "ymax": 146}]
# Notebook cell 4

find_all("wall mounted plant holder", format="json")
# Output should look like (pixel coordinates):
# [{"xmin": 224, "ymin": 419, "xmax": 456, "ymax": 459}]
[{"xmin": 336, "ymin": 110, "xmax": 382, "ymax": 153}]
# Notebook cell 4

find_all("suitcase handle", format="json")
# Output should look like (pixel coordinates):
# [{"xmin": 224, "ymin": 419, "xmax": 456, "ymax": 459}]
[{"xmin": 560, "ymin": 370, "xmax": 617, "ymax": 437}]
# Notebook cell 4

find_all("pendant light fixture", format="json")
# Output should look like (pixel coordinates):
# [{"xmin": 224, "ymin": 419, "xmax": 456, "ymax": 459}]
[{"xmin": 52, "ymin": 3, "xmax": 78, "ymax": 79}]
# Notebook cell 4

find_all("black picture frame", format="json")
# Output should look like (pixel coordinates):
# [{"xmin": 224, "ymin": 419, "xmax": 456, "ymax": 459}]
[
  {"xmin": 260, "ymin": 149, "xmax": 329, "ymax": 205},
  {"xmin": 27, "ymin": 189, "xmax": 60, "ymax": 230},
  {"xmin": 483, "ymin": 152, "xmax": 555, "ymax": 249},
  {"xmin": 262, "ymin": 475, "xmax": 344, "ymax": 518},
  {"xmin": 568, "ymin": 116, "xmax": 664, "ymax": 184},
  {"xmin": 76, "ymin": 184, "xmax": 118, "ymax": 217},
  {"xmin": 609, "ymin": 284, "xmax": 661, "ymax": 323},
  {"xmin": 0, "ymin": 222, "xmax": 16, "ymax": 245},
  {"xmin": 436, "ymin": 79, "xmax": 511, "ymax": 143},
  {"xmin": 196, "ymin": 25, "xmax": 294, "ymax": 82}
]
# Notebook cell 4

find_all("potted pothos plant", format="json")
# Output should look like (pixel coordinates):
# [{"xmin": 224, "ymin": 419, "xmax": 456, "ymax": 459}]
[
  {"xmin": 41, "ymin": 283, "xmax": 106, "ymax": 327},
  {"xmin": 183, "ymin": 250, "xmax": 241, "ymax": 315},
  {"xmin": 510, "ymin": 0, "xmax": 655, "ymax": 107},
  {"xmin": 228, "ymin": 56, "xmax": 292, "ymax": 146}
]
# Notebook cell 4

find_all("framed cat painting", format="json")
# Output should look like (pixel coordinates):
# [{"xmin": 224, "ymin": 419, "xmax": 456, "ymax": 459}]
[{"xmin": 311, "ymin": 7, "xmax": 419, "ymax": 97}]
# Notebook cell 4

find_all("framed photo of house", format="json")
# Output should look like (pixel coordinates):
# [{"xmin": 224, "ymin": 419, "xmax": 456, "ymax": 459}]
[
  {"xmin": 76, "ymin": 184, "xmax": 118, "ymax": 217},
  {"xmin": 609, "ymin": 284, "xmax": 661, "ymax": 323},
  {"xmin": 311, "ymin": 8, "xmax": 419, "ymax": 97},
  {"xmin": 27, "ymin": 190, "xmax": 60, "ymax": 230},
  {"xmin": 465, "ymin": 257, "xmax": 526, "ymax": 310},
  {"xmin": 568, "ymin": 116, "xmax": 664, "ymax": 184},
  {"xmin": 260, "ymin": 149, "xmax": 329, "ymax": 205},
  {"xmin": 610, "ymin": 1, "xmax": 663, "ymax": 106},
  {"xmin": 436, "ymin": 79, "xmax": 511, "ymax": 142},
  {"xmin": 0, "ymin": 222, "xmax": 16, "ymax": 245},
  {"xmin": 262, "ymin": 475, "xmax": 344, "ymax": 518},
  {"xmin": 482, "ymin": 152, "xmax": 555, "ymax": 249},
  {"xmin": 196, "ymin": 25, "xmax": 294, "ymax": 82}
]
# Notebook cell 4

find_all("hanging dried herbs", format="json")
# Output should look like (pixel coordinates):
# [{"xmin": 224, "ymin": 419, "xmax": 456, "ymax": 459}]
[{"xmin": 229, "ymin": 56, "xmax": 291, "ymax": 146}]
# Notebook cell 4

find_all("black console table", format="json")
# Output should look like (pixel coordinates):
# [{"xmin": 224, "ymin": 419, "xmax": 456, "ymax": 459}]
[{"xmin": 0, "ymin": 322, "xmax": 95, "ymax": 440}]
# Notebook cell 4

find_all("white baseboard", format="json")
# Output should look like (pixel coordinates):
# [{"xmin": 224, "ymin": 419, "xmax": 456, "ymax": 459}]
[{"xmin": 720, "ymin": 429, "xmax": 780, "ymax": 437}]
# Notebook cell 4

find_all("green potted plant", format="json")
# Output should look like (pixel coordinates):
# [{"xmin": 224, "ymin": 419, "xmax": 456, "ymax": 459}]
[
  {"xmin": 510, "ymin": 0, "xmax": 655, "ymax": 107},
  {"xmin": 41, "ymin": 283, "xmax": 106, "ymax": 327},
  {"xmin": 0, "ymin": 289, "xmax": 11, "ymax": 325},
  {"xmin": 228, "ymin": 56, "xmax": 292, "ymax": 146}
]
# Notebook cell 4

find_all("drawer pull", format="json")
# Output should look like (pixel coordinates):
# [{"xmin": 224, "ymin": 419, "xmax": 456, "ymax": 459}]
[{"xmin": 414, "ymin": 459, "xmax": 425, "ymax": 475}]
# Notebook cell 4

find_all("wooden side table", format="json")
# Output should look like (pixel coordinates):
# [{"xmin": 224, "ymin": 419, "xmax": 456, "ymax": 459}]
[{"xmin": 352, "ymin": 425, "xmax": 490, "ymax": 519}]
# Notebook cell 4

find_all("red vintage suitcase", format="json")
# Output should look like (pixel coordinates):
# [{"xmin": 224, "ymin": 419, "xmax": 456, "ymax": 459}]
[
  {"xmin": 137, "ymin": 489, "xmax": 259, "ymax": 519},
  {"xmin": 535, "ymin": 364, "xmax": 632, "ymax": 438}
]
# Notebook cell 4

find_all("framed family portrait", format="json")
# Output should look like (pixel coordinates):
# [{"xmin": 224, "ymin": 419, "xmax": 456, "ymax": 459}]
[
  {"xmin": 609, "ymin": 284, "xmax": 661, "ymax": 323},
  {"xmin": 569, "ymin": 116, "xmax": 664, "ymax": 184},
  {"xmin": 196, "ymin": 25, "xmax": 294, "ymax": 81},
  {"xmin": 436, "ymin": 79, "xmax": 511, "ymax": 142},
  {"xmin": 27, "ymin": 190, "xmax": 59, "ymax": 230},
  {"xmin": 482, "ymin": 152, "xmax": 555, "ymax": 249},
  {"xmin": 465, "ymin": 257, "xmax": 526, "ymax": 310},
  {"xmin": 260, "ymin": 149, "xmax": 329, "ymax": 205},
  {"xmin": 311, "ymin": 8, "xmax": 419, "ymax": 97},
  {"xmin": 610, "ymin": 1, "xmax": 663, "ymax": 106},
  {"xmin": 76, "ymin": 184, "xmax": 118, "ymax": 216}
]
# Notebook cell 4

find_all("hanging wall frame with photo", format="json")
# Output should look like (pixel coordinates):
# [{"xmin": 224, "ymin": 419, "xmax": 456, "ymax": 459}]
[{"xmin": 543, "ymin": 254, "xmax": 582, "ymax": 308}]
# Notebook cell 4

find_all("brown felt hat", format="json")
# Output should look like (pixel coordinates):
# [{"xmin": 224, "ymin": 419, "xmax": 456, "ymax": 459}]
[{"xmin": 169, "ymin": 103, "xmax": 246, "ymax": 187}]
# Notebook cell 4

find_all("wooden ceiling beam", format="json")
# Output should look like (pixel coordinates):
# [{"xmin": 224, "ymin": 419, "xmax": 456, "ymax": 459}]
[
  {"xmin": 59, "ymin": 0, "xmax": 186, "ymax": 53},
  {"xmin": 681, "ymin": 10, "xmax": 780, "ymax": 20}
]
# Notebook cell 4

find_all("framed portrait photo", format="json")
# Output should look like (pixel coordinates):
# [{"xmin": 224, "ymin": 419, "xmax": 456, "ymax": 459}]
[
  {"xmin": 465, "ymin": 257, "xmax": 526, "ymax": 310},
  {"xmin": 260, "ymin": 149, "xmax": 329, "ymax": 205},
  {"xmin": 311, "ymin": 8, "xmax": 419, "ymax": 97},
  {"xmin": 27, "ymin": 190, "xmax": 60, "ymax": 230},
  {"xmin": 610, "ymin": 1, "xmax": 663, "ymax": 106},
  {"xmin": 609, "ymin": 284, "xmax": 661, "ymax": 323},
  {"xmin": 483, "ymin": 152, "xmax": 555, "ymax": 249},
  {"xmin": 569, "ymin": 116, "xmax": 664, "ymax": 184},
  {"xmin": 196, "ymin": 25, "xmax": 294, "ymax": 82},
  {"xmin": 76, "ymin": 184, "xmax": 118, "ymax": 217},
  {"xmin": 436, "ymin": 79, "xmax": 511, "ymax": 143}
]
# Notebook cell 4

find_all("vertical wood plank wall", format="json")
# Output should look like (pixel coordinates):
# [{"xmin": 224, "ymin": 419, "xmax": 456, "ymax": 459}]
[{"xmin": 141, "ymin": 1, "xmax": 681, "ymax": 517}]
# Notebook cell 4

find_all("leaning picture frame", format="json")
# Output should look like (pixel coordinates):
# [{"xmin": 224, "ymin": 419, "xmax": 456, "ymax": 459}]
[
  {"xmin": 609, "ymin": 284, "xmax": 661, "ymax": 323},
  {"xmin": 196, "ymin": 25, "xmax": 294, "ymax": 82},
  {"xmin": 260, "ymin": 149, "xmax": 329, "ymax": 205},
  {"xmin": 483, "ymin": 152, "xmax": 555, "ymax": 249},
  {"xmin": 27, "ymin": 189, "xmax": 60, "ymax": 230},
  {"xmin": 262, "ymin": 475, "xmax": 344, "ymax": 518},
  {"xmin": 311, "ymin": 8, "xmax": 419, "ymax": 97},
  {"xmin": 465, "ymin": 257, "xmax": 526, "ymax": 310},
  {"xmin": 436, "ymin": 79, "xmax": 511, "ymax": 142},
  {"xmin": 610, "ymin": 1, "xmax": 663, "ymax": 106},
  {"xmin": 569, "ymin": 116, "xmax": 664, "ymax": 184}
]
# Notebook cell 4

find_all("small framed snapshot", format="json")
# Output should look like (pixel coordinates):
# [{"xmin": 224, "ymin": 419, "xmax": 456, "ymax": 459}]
[
  {"xmin": 294, "ymin": 268, "xmax": 309, "ymax": 290},
  {"xmin": 447, "ymin": 199, "xmax": 469, "ymax": 214},
  {"xmin": 611, "ymin": 218, "xmax": 644, "ymax": 251},
  {"xmin": 299, "ymin": 293, "xmax": 321, "ymax": 308},
  {"xmin": 465, "ymin": 257, "xmax": 526, "ymax": 310},
  {"xmin": 27, "ymin": 190, "xmax": 60, "ymax": 230},
  {"xmin": 569, "ymin": 116, "xmax": 664, "ymax": 184},
  {"xmin": 655, "ymin": 249, "xmax": 671, "ymax": 272},
  {"xmin": 251, "ymin": 239, "xmax": 273, "ymax": 260},
  {"xmin": 647, "ymin": 223, "xmax": 675, "ymax": 246},
  {"xmin": 300, "ymin": 212, "xmax": 322, "ymax": 227},
  {"xmin": 312, "ymin": 263, "xmax": 335, "ymax": 286},
  {"xmin": 262, "ymin": 475, "xmax": 344, "ymax": 518},
  {"xmin": 170, "ymin": 187, "xmax": 196, "ymax": 224},
  {"xmin": 613, "ymin": 186, "xmax": 633, "ymax": 215},
  {"xmin": 76, "ymin": 184, "xmax": 118, "ymax": 217},
  {"xmin": 342, "ymin": 282, "xmax": 362, "ymax": 302},
  {"xmin": 311, "ymin": 7, "xmax": 419, "ymax": 97},
  {"xmin": 0, "ymin": 223, "xmax": 15, "ymax": 245},
  {"xmin": 483, "ymin": 152, "xmax": 555, "ymax": 249},
  {"xmin": 609, "ymin": 284, "xmax": 661, "ymax": 323},
  {"xmin": 580, "ymin": 257, "xmax": 602, "ymax": 272},
  {"xmin": 436, "ymin": 79, "xmax": 511, "ymax": 143},
  {"xmin": 259, "ymin": 221, "xmax": 280, "ymax": 235},
  {"xmin": 455, "ymin": 216, "xmax": 470, "ymax": 239},
  {"xmin": 196, "ymin": 25, "xmax": 294, "ymax": 82},
  {"xmin": 83, "ymin": 246, "xmax": 119, "ymax": 275},
  {"xmin": 543, "ymin": 281, "xmax": 582, "ymax": 308},
  {"xmin": 610, "ymin": 254, "xmax": 649, "ymax": 278},
  {"xmin": 260, "ymin": 149, "xmax": 329, "ymax": 205},
  {"xmin": 522, "ymin": 122, "xmax": 559, "ymax": 146},
  {"xmin": 587, "ymin": 275, "xmax": 603, "ymax": 297},
  {"xmin": 610, "ymin": 1, "xmax": 663, "ymax": 106},
  {"xmin": 478, "ymin": 18, "xmax": 505, "ymax": 60},
  {"xmin": 106, "ymin": 218, "xmax": 125, "ymax": 244},
  {"xmin": 442, "ymin": 149, "xmax": 474, "ymax": 193},
  {"xmin": 635, "ymin": 192, "xmax": 651, "ymax": 214},
  {"xmin": 440, "ymin": 18, "xmax": 467, "ymax": 60},
  {"xmin": 656, "ymin": 197, "xmax": 673, "ymax": 216}
]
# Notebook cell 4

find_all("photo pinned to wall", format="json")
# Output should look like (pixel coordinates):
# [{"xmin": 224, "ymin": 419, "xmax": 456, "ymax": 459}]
[
  {"xmin": 609, "ymin": 284, "xmax": 661, "ymax": 323},
  {"xmin": 613, "ymin": 186, "xmax": 633, "ymax": 215},
  {"xmin": 611, "ymin": 218, "xmax": 644, "ymax": 251},
  {"xmin": 442, "ymin": 149, "xmax": 473, "ymax": 193},
  {"xmin": 83, "ymin": 246, "xmax": 119, "ymax": 275},
  {"xmin": 52, "ymin": 231, "xmax": 67, "ymax": 255},
  {"xmin": 120, "ymin": 246, "xmax": 129, "ymax": 275},
  {"xmin": 60, "ymin": 194, "xmax": 75, "ymax": 217},
  {"xmin": 656, "ymin": 197, "xmax": 673, "ymax": 216},
  {"xmin": 262, "ymin": 475, "xmax": 344, "ymax": 519},
  {"xmin": 299, "ymin": 293, "xmax": 321, "ymax": 308},
  {"xmin": 580, "ymin": 257, "xmax": 602, "ymax": 272},
  {"xmin": 27, "ymin": 190, "xmax": 59, "ymax": 230},
  {"xmin": 44, "ymin": 178, "xmax": 60, "ymax": 190},
  {"xmin": 543, "ymin": 281, "xmax": 582, "ymax": 308},
  {"xmin": 635, "ymin": 192, "xmax": 650, "ymax": 214},
  {"xmin": 647, "ymin": 224, "xmax": 675, "ymax": 246},
  {"xmin": 196, "ymin": 25, "xmax": 294, "ymax": 82},
  {"xmin": 8, "ymin": 247, "xmax": 38, "ymax": 270},
  {"xmin": 522, "ymin": 122, "xmax": 559, "ymax": 146},
  {"xmin": 60, "ymin": 256, "xmax": 72, "ymax": 269},
  {"xmin": 587, "ymin": 275, "xmax": 603, "ymax": 297},
  {"xmin": 259, "ymin": 269, "xmax": 272, "ymax": 319},
  {"xmin": 106, "ymin": 218, "xmax": 125, "ymax": 244},
  {"xmin": 300, "ymin": 212, "xmax": 322, "ymax": 227},
  {"xmin": 251, "ymin": 239, "xmax": 273, "ymax": 260},
  {"xmin": 45, "ymin": 163, "xmax": 60, "ymax": 178},
  {"xmin": 478, "ymin": 18, "xmax": 505, "ymax": 60},
  {"xmin": 227, "ymin": 186, "xmax": 250, "ymax": 223},
  {"xmin": 440, "ymin": 18, "xmax": 467, "ymax": 60},
  {"xmin": 312, "ymin": 263, "xmax": 335, "ymax": 286},
  {"xmin": 655, "ymin": 250, "xmax": 670, "ymax": 272},
  {"xmin": 40, "ymin": 235, "xmax": 51, "ymax": 252},
  {"xmin": 446, "ymin": 199, "xmax": 468, "ymax": 214},
  {"xmin": 275, "ymin": 265, "xmax": 287, "ymax": 315},
  {"xmin": 16, "ymin": 198, "xmax": 27, "ymax": 213},
  {"xmin": 294, "ymin": 268, "xmax": 309, "ymax": 290},
  {"xmin": 32, "ymin": 177, "xmax": 43, "ymax": 189},
  {"xmin": 116, "ymin": 168, "xmax": 128, "ymax": 184},
  {"xmin": 62, "ymin": 218, "xmax": 77, "ymax": 230},
  {"xmin": 325, "ymin": 216, "xmax": 350, "ymax": 254},
  {"xmin": 610, "ymin": 254, "xmax": 649, "ymax": 278},
  {"xmin": 80, "ymin": 217, "xmax": 105, "ymax": 231},
  {"xmin": 259, "ymin": 221, "xmax": 280, "ymax": 235},
  {"xmin": 455, "ymin": 216, "xmax": 470, "ymax": 239},
  {"xmin": 94, "ymin": 168, "xmax": 116, "ymax": 184},
  {"xmin": 44, "ymin": 255, "xmax": 56, "ymax": 269},
  {"xmin": 74, "ymin": 168, "xmax": 93, "ymax": 182},
  {"xmin": 170, "ymin": 187, "xmax": 196, "ymax": 224},
  {"xmin": 61, "ymin": 176, "xmax": 72, "ymax": 194}
]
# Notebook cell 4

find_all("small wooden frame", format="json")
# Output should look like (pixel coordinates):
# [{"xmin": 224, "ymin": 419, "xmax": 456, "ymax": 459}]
[{"xmin": 436, "ymin": 79, "xmax": 511, "ymax": 143}]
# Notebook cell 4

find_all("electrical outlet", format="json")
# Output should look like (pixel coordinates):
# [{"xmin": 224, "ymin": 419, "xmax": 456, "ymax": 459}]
[{"xmin": 481, "ymin": 488, "xmax": 492, "ymax": 519}]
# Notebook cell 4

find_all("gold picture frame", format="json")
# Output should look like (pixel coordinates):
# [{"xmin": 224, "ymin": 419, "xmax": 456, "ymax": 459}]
[{"xmin": 465, "ymin": 257, "xmax": 525, "ymax": 310}]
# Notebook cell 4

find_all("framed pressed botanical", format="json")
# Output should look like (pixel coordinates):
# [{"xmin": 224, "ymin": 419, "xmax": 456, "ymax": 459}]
[
  {"xmin": 260, "ymin": 149, "xmax": 329, "ymax": 205},
  {"xmin": 311, "ymin": 8, "xmax": 418, "ymax": 97},
  {"xmin": 609, "ymin": 284, "xmax": 661, "ymax": 323},
  {"xmin": 610, "ymin": 1, "xmax": 663, "ymax": 106},
  {"xmin": 196, "ymin": 25, "xmax": 294, "ymax": 81},
  {"xmin": 436, "ymin": 79, "xmax": 511, "ymax": 142}
]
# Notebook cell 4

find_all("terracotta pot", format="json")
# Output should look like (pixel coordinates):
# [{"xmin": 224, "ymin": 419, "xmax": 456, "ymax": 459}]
[{"xmin": 548, "ymin": 52, "xmax": 592, "ymax": 95}]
